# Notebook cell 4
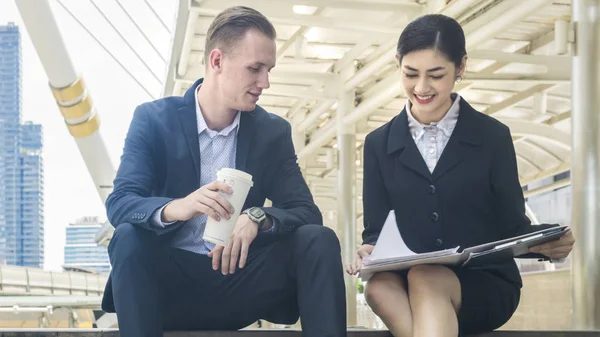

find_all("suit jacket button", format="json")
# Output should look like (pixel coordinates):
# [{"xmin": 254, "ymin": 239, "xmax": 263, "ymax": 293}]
[
  {"xmin": 435, "ymin": 238, "xmax": 443, "ymax": 247},
  {"xmin": 430, "ymin": 212, "xmax": 439, "ymax": 222},
  {"xmin": 428, "ymin": 185, "xmax": 436, "ymax": 194}
]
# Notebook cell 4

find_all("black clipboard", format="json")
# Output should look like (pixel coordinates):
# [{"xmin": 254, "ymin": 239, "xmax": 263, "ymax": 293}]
[{"xmin": 460, "ymin": 226, "xmax": 569, "ymax": 267}]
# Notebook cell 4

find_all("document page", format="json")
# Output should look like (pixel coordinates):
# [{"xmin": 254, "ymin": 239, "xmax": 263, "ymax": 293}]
[{"xmin": 364, "ymin": 210, "xmax": 459, "ymax": 267}]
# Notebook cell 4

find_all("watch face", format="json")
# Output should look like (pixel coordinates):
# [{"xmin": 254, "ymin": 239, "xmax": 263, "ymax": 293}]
[{"xmin": 250, "ymin": 208, "xmax": 264, "ymax": 218}]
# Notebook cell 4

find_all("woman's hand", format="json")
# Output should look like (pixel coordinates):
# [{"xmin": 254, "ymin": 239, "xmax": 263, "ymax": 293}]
[
  {"xmin": 529, "ymin": 229, "xmax": 575, "ymax": 260},
  {"xmin": 346, "ymin": 244, "xmax": 375, "ymax": 275}
]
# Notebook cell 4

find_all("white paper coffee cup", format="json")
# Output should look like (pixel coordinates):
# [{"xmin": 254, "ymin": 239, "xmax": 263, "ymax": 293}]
[{"xmin": 203, "ymin": 168, "xmax": 254, "ymax": 246}]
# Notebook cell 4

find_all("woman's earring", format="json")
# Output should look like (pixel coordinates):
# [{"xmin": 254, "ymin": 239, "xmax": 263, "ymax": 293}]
[{"xmin": 456, "ymin": 75, "xmax": 463, "ymax": 83}]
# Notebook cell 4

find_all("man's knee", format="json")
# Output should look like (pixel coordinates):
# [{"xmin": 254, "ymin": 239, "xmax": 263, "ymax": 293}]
[
  {"xmin": 294, "ymin": 225, "xmax": 341, "ymax": 254},
  {"xmin": 109, "ymin": 223, "xmax": 154, "ymax": 263}
]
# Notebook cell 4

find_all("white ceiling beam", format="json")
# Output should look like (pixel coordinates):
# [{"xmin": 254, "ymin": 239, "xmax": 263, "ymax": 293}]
[
  {"xmin": 270, "ymin": 71, "xmax": 339, "ymax": 84},
  {"xmin": 332, "ymin": 8, "xmax": 406, "ymax": 74},
  {"xmin": 469, "ymin": 50, "xmax": 571, "ymax": 69},
  {"xmin": 266, "ymin": 85, "xmax": 337, "ymax": 100},
  {"xmin": 544, "ymin": 110, "xmax": 571, "ymax": 125},
  {"xmin": 530, "ymin": 29, "xmax": 556, "ymax": 52},
  {"xmin": 344, "ymin": 40, "xmax": 397, "ymax": 90},
  {"xmin": 287, "ymin": 98, "xmax": 308, "ymax": 121},
  {"xmin": 484, "ymin": 84, "xmax": 555, "ymax": 115},
  {"xmin": 333, "ymin": 38, "xmax": 379, "ymax": 73},
  {"xmin": 497, "ymin": 118, "xmax": 571, "ymax": 150},
  {"xmin": 190, "ymin": 6, "xmax": 400, "ymax": 34},
  {"xmin": 519, "ymin": 139, "xmax": 564, "ymax": 164},
  {"xmin": 371, "ymin": 108, "xmax": 401, "ymax": 117},
  {"xmin": 297, "ymin": 100, "xmax": 336, "ymax": 133},
  {"xmin": 275, "ymin": 7, "xmax": 325, "ymax": 62},
  {"xmin": 166, "ymin": 83, "xmax": 326, "ymax": 101},
  {"xmin": 257, "ymin": 0, "xmax": 422, "ymax": 12},
  {"xmin": 176, "ymin": 63, "xmax": 338, "ymax": 86},
  {"xmin": 298, "ymin": 71, "xmax": 402, "ymax": 159},
  {"xmin": 474, "ymin": 29, "xmax": 557, "ymax": 74},
  {"xmin": 463, "ymin": 0, "xmax": 549, "ymax": 49},
  {"xmin": 440, "ymin": 0, "xmax": 481, "ymax": 19},
  {"xmin": 342, "ymin": 71, "xmax": 403, "ymax": 126},
  {"xmin": 532, "ymin": 92, "xmax": 548, "ymax": 115},
  {"xmin": 520, "ymin": 162, "xmax": 571, "ymax": 186},
  {"xmin": 464, "ymin": 72, "xmax": 570, "ymax": 83},
  {"xmin": 517, "ymin": 154, "xmax": 543, "ymax": 173},
  {"xmin": 523, "ymin": 178, "xmax": 571, "ymax": 198},
  {"xmin": 468, "ymin": 88, "xmax": 571, "ymax": 104},
  {"xmin": 177, "ymin": 12, "xmax": 198, "ymax": 77}
]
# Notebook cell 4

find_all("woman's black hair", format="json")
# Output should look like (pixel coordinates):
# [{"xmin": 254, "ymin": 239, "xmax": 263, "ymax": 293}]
[{"xmin": 396, "ymin": 14, "xmax": 466, "ymax": 69}]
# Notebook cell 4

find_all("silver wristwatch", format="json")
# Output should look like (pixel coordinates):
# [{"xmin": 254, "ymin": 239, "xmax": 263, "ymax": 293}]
[{"xmin": 242, "ymin": 207, "xmax": 267, "ymax": 229}]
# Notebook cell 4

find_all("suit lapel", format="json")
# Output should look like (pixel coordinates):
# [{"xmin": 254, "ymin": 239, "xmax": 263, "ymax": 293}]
[
  {"xmin": 387, "ymin": 111, "xmax": 433, "ymax": 182},
  {"xmin": 431, "ymin": 129, "xmax": 463, "ymax": 181},
  {"xmin": 178, "ymin": 79, "xmax": 203, "ymax": 186},
  {"xmin": 236, "ymin": 111, "xmax": 254, "ymax": 172},
  {"xmin": 432, "ymin": 99, "xmax": 482, "ymax": 181},
  {"xmin": 399, "ymin": 138, "xmax": 432, "ymax": 182}
]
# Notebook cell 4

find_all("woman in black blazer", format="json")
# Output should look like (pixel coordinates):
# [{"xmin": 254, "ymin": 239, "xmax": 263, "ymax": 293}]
[{"xmin": 346, "ymin": 14, "xmax": 575, "ymax": 337}]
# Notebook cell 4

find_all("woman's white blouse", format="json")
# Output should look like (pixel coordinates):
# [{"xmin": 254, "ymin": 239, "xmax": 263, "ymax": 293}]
[{"xmin": 405, "ymin": 94, "xmax": 461, "ymax": 173}]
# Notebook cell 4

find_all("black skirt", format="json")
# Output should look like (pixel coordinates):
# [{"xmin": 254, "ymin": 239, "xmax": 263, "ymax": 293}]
[
  {"xmin": 454, "ymin": 267, "xmax": 521, "ymax": 335},
  {"xmin": 393, "ymin": 264, "xmax": 521, "ymax": 335}
]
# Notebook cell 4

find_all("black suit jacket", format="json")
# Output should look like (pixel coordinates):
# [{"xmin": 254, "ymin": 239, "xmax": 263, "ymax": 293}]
[{"xmin": 362, "ymin": 99, "xmax": 554, "ymax": 287}]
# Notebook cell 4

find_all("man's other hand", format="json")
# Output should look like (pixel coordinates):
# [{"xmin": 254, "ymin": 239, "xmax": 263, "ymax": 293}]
[{"xmin": 208, "ymin": 214, "xmax": 259, "ymax": 275}]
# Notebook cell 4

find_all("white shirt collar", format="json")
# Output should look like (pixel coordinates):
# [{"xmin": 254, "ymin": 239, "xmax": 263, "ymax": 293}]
[
  {"xmin": 406, "ymin": 93, "xmax": 461, "ymax": 141},
  {"xmin": 195, "ymin": 84, "xmax": 240, "ymax": 137}
]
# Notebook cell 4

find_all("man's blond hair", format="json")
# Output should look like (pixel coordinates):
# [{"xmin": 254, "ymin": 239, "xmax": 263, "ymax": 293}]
[{"xmin": 204, "ymin": 6, "xmax": 276, "ymax": 62}]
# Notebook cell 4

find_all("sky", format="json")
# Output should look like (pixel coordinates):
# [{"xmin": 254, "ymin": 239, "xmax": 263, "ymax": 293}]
[{"xmin": 0, "ymin": 0, "xmax": 178, "ymax": 271}]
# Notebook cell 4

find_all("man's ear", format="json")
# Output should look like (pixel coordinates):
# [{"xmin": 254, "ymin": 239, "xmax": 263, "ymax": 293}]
[{"xmin": 209, "ymin": 49, "xmax": 224, "ymax": 73}]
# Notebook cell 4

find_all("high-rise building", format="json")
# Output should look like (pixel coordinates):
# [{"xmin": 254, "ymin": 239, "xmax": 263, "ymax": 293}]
[
  {"xmin": 19, "ymin": 122, "xmax": 44, "ymax": 266},
  {"xmin": 0, "ymin": 23, "xmax": 44, "ymax": 267},
  {"xmin": 64, "ymin": 217, "xmax": 110, "ymax": 273}
]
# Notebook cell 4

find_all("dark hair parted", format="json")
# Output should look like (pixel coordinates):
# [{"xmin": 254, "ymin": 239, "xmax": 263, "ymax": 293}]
[
  {"xmin": 205, "ymin": 6, "xmax": 276, "ymax": 62},
  {"xmin": 396, "ymin": 14, "xmax": 466, "ymax": 69}
]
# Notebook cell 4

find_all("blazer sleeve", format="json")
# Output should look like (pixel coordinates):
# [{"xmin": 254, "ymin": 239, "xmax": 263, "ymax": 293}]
[
  {"xmin": 490, "ymin": 125, "xmax": 558, "ymax": 240},
  {"xmin": 361, "ymin": 134, "xmax": 393, "ymax": 245},
  {"xmin": 261, "ymin": 122, "xmax": 323, "ymax": 232},
  {"xmin": 105, "ymin": 104, "xmax": 181, "ymax": 234}
]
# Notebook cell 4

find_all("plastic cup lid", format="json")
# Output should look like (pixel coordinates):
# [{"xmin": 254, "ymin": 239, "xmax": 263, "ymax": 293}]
[{"xmin": 217, "ymin": 168, "xmax": 253, "ymax": 185}]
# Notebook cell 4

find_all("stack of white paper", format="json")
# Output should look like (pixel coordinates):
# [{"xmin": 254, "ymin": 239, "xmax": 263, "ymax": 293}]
[
  {"xmin": 359, "ymin": 210, "xmax": 569, "ymax": 281},
  {"xmin": 360, "ymin": 210, "xmax": 461, "ymax": 280}
]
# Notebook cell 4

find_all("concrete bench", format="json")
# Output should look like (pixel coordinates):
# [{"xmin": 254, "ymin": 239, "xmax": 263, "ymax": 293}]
[{"xmin": 0, "ymin": 329, "xmax": 599, "ymax": 337}]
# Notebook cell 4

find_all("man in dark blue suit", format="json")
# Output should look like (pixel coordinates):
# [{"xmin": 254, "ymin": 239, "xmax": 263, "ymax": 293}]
[{"xmin": 101, "ymin": 6, "xmax": 346, "ymax": 337}]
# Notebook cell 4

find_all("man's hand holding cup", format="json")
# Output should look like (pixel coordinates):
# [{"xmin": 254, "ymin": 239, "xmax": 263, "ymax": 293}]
[{"xmin": 161, "ymin": 181, "xmax": 235, "ymax": 223}]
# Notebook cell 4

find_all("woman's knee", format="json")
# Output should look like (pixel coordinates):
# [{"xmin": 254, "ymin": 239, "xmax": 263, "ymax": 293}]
[
  {"xmin": 407, "ymin": 265, "xmax": 461, "ymax": 306},
  {"xmin": 365, "ymin": 272, "xmax": 405, "ymax": 311}
]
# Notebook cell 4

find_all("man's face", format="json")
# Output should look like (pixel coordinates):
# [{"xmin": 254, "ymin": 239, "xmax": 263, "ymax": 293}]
[{"xmin": 218, "ymin": 29, "xmax": 276, "ymax": 112}]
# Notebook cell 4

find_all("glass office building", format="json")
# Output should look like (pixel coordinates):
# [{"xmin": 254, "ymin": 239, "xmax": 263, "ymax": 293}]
[
  {"xmin": 64, "ymin": 217, "xmax": 110, "ymax": 273},
  {"xmin": 0, "ymin": 23, "xmax": 44, "ymax": 267}
]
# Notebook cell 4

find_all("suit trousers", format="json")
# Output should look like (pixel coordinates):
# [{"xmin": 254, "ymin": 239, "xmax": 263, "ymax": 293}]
[{"xmin": 105, "ymin": 223, "xmax": 346, "ymax": 337}]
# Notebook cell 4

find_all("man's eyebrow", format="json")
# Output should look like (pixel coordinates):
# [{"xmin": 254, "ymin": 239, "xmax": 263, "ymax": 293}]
[{"xmin": 249, "ymin": 62, "xmax": 275, "ymax": 70}]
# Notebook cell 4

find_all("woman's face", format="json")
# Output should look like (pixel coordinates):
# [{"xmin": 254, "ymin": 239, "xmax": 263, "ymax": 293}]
[{"xmin": 399, "ymin": 49, "xmax": 466, "ymax": 122}]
